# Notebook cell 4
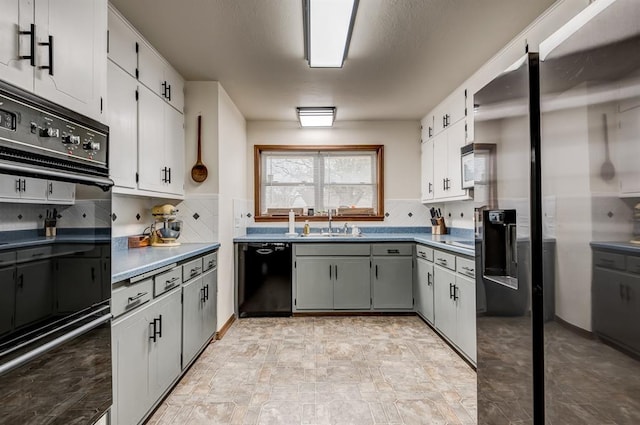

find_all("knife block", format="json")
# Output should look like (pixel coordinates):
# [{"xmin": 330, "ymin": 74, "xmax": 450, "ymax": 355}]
[{"xmin": 432, "ymin": 218, "xmax": 447, "ymax": 235}]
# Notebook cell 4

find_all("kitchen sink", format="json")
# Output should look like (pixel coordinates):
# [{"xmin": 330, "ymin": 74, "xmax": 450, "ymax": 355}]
[{"xmin": 300, "ymin": 233, "xmax": 363, "ymax": 238}]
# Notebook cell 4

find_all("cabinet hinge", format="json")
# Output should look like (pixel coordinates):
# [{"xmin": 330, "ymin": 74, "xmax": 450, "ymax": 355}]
[
  {"xmin": 135, "ymin": 89, "xmax": 139, "ymax": 101},
  {"xmin": 135, "ymin": 172, "xmax": 139, "ymax": 183},
  {"xmin": 135, "ymin": 42, "xmax": 139, "ymax": 53},
  {"xmin": 106, "ymin": 30, "xmax": 109, "ymax": 53}
]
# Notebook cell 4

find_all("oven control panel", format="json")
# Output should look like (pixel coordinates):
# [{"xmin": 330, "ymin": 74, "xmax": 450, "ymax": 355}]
[{"xmin": 0, "ymin": 92, "xmax": 107, "ymax": 169}]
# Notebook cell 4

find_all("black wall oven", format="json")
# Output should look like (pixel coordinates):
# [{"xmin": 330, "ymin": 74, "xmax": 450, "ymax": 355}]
[{"xmin": 0, "ymin": 80, "xmax": 113, "ymax": 425}]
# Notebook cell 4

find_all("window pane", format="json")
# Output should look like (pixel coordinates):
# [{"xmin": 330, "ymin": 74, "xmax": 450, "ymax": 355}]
[
  {"xmin": 264, "ymin": 185, "xmax": 315, "ymax": 211},
  {"xmin": 265, "ymin": 155, "xmax": 314, "ymax": 183},
  {"xmin": 324, "ymin": 154, "xmax": 374, "ymax": 184},
  {"xmin": 323, "ymin": 184, "xmax": 375, "ymax": 210}
]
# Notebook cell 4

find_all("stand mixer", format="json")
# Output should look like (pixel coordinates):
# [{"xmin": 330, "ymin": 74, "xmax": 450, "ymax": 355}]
[{"xmin": 150, "ymin": 204, "xmax": 182, "ymax": 247}]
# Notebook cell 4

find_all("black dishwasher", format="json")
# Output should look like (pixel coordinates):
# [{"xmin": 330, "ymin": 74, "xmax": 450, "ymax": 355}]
[{"xmin": 237, "ymin": 242, "xmax": 292, "ymax": 317}]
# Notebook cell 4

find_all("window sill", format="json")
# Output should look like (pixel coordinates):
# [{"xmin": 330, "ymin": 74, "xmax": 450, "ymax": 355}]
[{"xmin": 254, "ymin": 215, "xmax": 385, "ymax": 222}]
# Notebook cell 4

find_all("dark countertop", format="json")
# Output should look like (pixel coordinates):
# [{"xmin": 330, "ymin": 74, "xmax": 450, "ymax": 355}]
[
  {"xmin": 234, "ymin": 233, "xmax": 475, "ymax": 257},
  {"xmin": 112, "ymin": 242, "xmax": 220, "ymax": 284},
  {"xmin": 590, "ymin": 241, "xmax": 640, "ymax": 255}
]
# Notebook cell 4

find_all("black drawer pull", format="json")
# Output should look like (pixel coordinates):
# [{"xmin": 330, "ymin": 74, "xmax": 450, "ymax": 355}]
[
  {"xmin": 19, "ymin": 24, "xmax": 36, "ymax": 66},
  {"xmin": 387, "ymin": 249, "xmax": 400, "ymax": 254},
  {"xmin": 38, "ymin": 35, "xmax": 54, "ymax": 75},
  {"xmin": 166, "ymin": 276, "xmax": 179, "ymax": 285}
]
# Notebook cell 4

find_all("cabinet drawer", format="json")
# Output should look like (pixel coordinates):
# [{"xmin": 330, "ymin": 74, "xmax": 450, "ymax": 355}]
[
  {"xmin": 182, "ymin": 258, "xmax": 203, "ymax": 282},
  {"xmin": 203, "ymin": 252, "xmax": 217, "ymax": 272},
  {"xmin": 593, "ymin": 251, "xmax": 625, "ymax": 271},
  {"xmin": 371, "ymin": 244, "xmax": 413, "ymax": 256},
  {"xmin": 434, "ymin": 250, "xmax": 456, "ymax": 271},
  {"xmin": 416, "ymin": 245, "xmax": 434, "ymax": 262},
  {"xmin": 155, "ymin": 267, "xmax": 182, "ymax": 296},
  {"xmin": 112, "ymin": 278, "xmax": 153, "ymax": 318},
  {"xmin": 0, "ymin": 251, "xmax": 16, "ymax": 267},
  {"xmin": 17, "ymin": 246, "xmax": 53, "ymax": 262},
  {"xmin": 627, "ymin": 256, "xmax": 640, "ymax": 275},
  {"xmin": 457, "ymin": 257, "xmax": 476, "ymax": 278},
  {"xmin": 295, "ymin": 244, "xmax": 369, "ymax": 256}
]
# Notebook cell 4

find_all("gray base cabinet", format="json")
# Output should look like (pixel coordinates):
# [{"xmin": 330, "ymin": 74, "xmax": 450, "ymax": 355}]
[
  {"xmin": 372, "ymin": 256, "xmax": 413, "ymax": 309},
  {"xmin": 112, "ymin": 287, "xmax": 181, "ymax": 425},
  {"xmin": 415, "ymin": 256, "xmax": 435, "ymax": 324},
  {"xmin": 112, "ymin": 250, "xmax": 218, "ymax": 425},
  {"xmin": 433, "ymin": 249, "xmax": 476, "ymax": 364},
  {"xmin": 593, "ymin": 248, "xmax": 640, "ymax": 354},
  {"xmin": 182, "ymin": 264, "xmax": 218, "ymax": 368},
  {"xmin": 295, "ymin": 256, "xmax": 370, "ymax": 310}
]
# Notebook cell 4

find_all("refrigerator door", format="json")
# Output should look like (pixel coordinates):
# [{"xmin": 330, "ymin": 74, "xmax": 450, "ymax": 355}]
[
  {"xmin": 540, "ymin": 0, "xmax": 640, "ymax": 423},
  {"xmin": 474, "ymin": 53, "xmax": 538, "ymax": 424}
]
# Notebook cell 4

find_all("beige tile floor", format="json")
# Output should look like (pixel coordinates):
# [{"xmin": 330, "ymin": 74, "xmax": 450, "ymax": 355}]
[{"xmin": 147, "ymin": 316, "xmax": 477, "ymax": 425}]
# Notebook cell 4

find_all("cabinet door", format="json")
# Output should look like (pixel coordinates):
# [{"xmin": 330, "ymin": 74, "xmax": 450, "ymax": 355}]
[
  {"xmin": 0, "ymin": 268, "xmax": 15, "ymax": 336},
  {"xmin": 138, "ymin": 42, "xmax": 165, "ymax": 99},
  {"xmin": 164, "ymin": 65, "xmax": 184, "ymax": 112},
  {"xmin": 46, "ymin": 180, "xmax": 75, "ymax": 203},
  {"xmin": 593, "ymin": 268, "xmax": 634, "ymax": 347},
  {"xmin": 295, "ymin": 257, "xmax": 333, "ymax": 310},
  {"xmin": 182, "ymin": 277, "xmax": 204, "ymax": 368},
  {"xmin": 0, "ymin": 0, "xmax": 34, "ymax": 91},
  {"xmin": 434, "ymin": 265, "xmax": 456, "ymax": 340},
  {"xmin": 148, "ymin": 289, "xmax": 182, "ymax": 402},
  {"xmin": 107, "ymin": 61, "xmax": 138, "ymax": 189},
  {"xmin": 618, "ymin": 103, "xmax": 640, "ymax": 195},
  {"xmin": 455, "ymin": 274, "xmax": 476, "ymax": 362},
  {"xmin": 164, "ymin": 104, "xmax": 184, "ymax": 196},
  {"xmin": 372, "ymin": 257, "xmax": 413, "ymax": 309},
  {"xmin": 107, "ymin": 7, "xmax": 138, "ymax": 77},
  {"xmin": 202, "ymin": 268, "xmax": 218, "ymax": 342},
  {"xmin": 53, "ymin": 258, "xmax": 101, "ymax": 313},
  {"xmin": 15, "ymin": 260, "xmax": 53, "ymax": 327},
  {"xmin": 446, "ymin": 119, "xmax": 467, "ymax": 197},
  {"xmin": 138, "ymin": 84, "xmax": 167, "ymax": 193},
  {"xmin": 416, "ymin": 258, "xmax": 434, "ymax": 324},
  {"xmin": 0, "ymin": 175, "xmax": 21, "ymax": 199},
  {"xmin": 433, "ymin": 132, "xmax": 448, "ymax": 199},
  {"xmin": 421, "ymin": 140, "xmax": 434, "ymax": 201},
  {"xmin": 447, "ymin": 89, "xmax": 467, "ymax": 126},
  {"xmin": 333, "ymin": 257, "xmax": 370, "ymax": 309},
  {"xmin": 111, "ymin": 306, "xmax": 151, "ymax": 425},
  {"xmin": 19, "ymin": 176, "xmax": 47, "ymax": 201},
  {"xmin": 34, "ymin": 0, "xmax": 107, "ymax": 122}
]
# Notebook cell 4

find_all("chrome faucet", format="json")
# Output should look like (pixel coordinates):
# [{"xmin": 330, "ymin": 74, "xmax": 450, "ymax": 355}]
[{"xmin": 327, "ymin": 208, "xmax": 333, "ymax": 234}]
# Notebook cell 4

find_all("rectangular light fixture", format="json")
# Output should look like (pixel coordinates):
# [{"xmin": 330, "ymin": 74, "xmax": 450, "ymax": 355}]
[
  {"xmin": 297, "ymin": 107, "xmax": 336, "ymax": 127},
  {"xmin": 303, "ymin": 0, "xmax": 359, "ymax": 68}
]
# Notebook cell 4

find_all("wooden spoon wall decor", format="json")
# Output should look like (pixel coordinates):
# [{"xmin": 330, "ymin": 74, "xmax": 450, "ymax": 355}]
[{"xmin": 191, "ymin": 115, "xmax": 208, "ymax": 182}]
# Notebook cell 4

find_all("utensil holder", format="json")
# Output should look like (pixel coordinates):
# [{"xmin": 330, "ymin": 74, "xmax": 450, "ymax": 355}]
[{"xmin": 432, "ymin": 218, "xmax": 447, "ymax": 235}]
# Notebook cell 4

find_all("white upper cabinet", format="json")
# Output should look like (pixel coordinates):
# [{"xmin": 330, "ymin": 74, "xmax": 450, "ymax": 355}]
[
  {"xmin": 0, "ymin": 0, "xmax": 107, "ymax": 123},
  {"xmin": 107, "ymin": 6, "xmax": 139, "ymax": 77},
  {"xmin": 0, "ymin": 0, "xmax": 34, "ymax": 92},
  {"xmin": 421, "ymin": 138, "xmax": 434, "ymax": 202},
  {"xmin": 138, "ymin": 42, "xmax": 184, "ymax": 112},
  {"xmin": 107, "ymin": 61, "xmax": 137, "ymax": 189}
]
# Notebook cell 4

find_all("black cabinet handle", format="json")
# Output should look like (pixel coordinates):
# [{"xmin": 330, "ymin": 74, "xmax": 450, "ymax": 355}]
[
  {"xmin": 205, "ymin": 284, "xmax": 209, "ymax": 301},
  {"xmin": 162, "ymin": 81, "xmax": 167, "ymax": 98},
  {"xmin": 128, "ymin": 292, "xmax": 147, "ymax": 303},
  {"xmin": 149, "ymin": 319, "xmax": 157, "ymax": 342},
  {"xmin": 427, "ymin": 272, "xmax": 432, "ymax": 286},
  {"xmin": 157, "ymin": 314, "xmax": 162, "ymax": 338},
  {"xmin": 15, "ymin": 179, "xmax": 21, "ymax": 193},
  {"xmin": 335, "ymin": 265, "xmax": 338, "ymax": 280},
  {"xmin": 201, "ymin": 286, "xmax": 207, "ymax": 303},
  {"xmin": 38, "ymin": 35, "xmax": 53, "ymax": 75},
  {"xmin": 428, "ymin": 126, "xmax": 433, "ymax": 137},
  {"xmin": 449, "ymin": 283, "xmax": 453, "ymax": 299},
  {"xmin": 387, "ymin": 249, "xmax": 400, "ymax": 254},
  {"xmin": 428, "ymin": 182, "xmax": 432, "ymax": 193},
  {"xmin": 18, "ymin": 274, "xmax": 24, "ymax": 289},
  {"xmin": 22, "ymin": 179, "xmax": 26, "ymax": 192},
  {"xmin": 329, "ymin": 265, "xmax": 332, "ymax": 279},
  {"xmin": 168, "ymin": 167, "xmax": 172, "ymax": 184},
  {"xmin": 453, "ymin": 284, "xmax": 459, "ymax": 301},
  {"xmin": 166, "ymin": 83, "xmax": 171, "ymax": 101},
  {"xmin": 442, "ymin": 115, "xmax": 446, "ymax": 128},
  {"xmin": 48, "ymin": 182, "xmax": 53, "ymax": 195},
  {"xmin": 375, "ymin": 265, "xmax": 378, "ymax": 279},
  {"xmin": 19, "ymin": 23, "xmax": 36, "ymax": 66}
]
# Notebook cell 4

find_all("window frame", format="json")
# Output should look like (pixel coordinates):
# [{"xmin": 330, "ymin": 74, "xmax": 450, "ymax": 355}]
[{"xmin": 254, "ymin": 145, "xmax": 384, "ymax": 222}]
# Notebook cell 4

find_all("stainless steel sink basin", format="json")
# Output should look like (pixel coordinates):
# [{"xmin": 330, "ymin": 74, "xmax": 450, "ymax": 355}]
[{"xmin": 300, "ymin": 233, "xmax": 363, "ymax": 238}]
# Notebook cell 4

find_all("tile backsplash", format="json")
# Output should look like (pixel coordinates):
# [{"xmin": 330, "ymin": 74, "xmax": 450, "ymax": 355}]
[{"xmin": 0, "ymin": 199, "xmax": 110, "ymax": 232}]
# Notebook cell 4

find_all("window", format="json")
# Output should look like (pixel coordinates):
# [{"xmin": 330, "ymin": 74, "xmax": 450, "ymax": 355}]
[{"xmin": 254, "ymin": 145, "xmax": 384, "ymax": 221}]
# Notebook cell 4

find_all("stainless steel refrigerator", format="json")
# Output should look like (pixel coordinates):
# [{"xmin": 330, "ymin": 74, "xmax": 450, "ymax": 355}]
[{"xmin": 474, "ymin": 0, "xmax": 640, "ymax": 423}]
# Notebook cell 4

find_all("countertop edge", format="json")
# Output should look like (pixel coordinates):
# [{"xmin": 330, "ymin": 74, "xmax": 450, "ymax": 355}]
[
  {"xmin": 590, "ymin": 241, "xmax": 640, "ymax": 254},
  {"xmin": 233, "ymin": 234, "xmax": 475, "ymax": 257},
  {"xmin": 112, "ymin": 243, "xmax": 220, "ymax": 284}
]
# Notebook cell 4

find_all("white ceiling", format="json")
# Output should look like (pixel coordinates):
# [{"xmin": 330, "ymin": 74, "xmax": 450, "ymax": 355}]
[{"xmin": 110, "ymin": 0, "xmax": 556, "ymax": 122}]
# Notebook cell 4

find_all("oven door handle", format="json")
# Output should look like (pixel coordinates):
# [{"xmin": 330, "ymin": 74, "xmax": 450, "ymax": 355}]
[
  {"xmin": 0, "ymin": 313, "xmax": 112, "ymax": 376},
  {"xmin": 0, "ymin": 160, "xmax": 114, "ymax": 189}
]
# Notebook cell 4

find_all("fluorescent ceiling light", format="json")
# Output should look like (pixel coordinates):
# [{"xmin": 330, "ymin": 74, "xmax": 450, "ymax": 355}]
[
  {"xmin": 297, "ymin": 107, "xmax": 336, "ymax": 127},
  {"xmin": 303, "ymin": 0, "xmax": 359, "ymax": 68}
]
